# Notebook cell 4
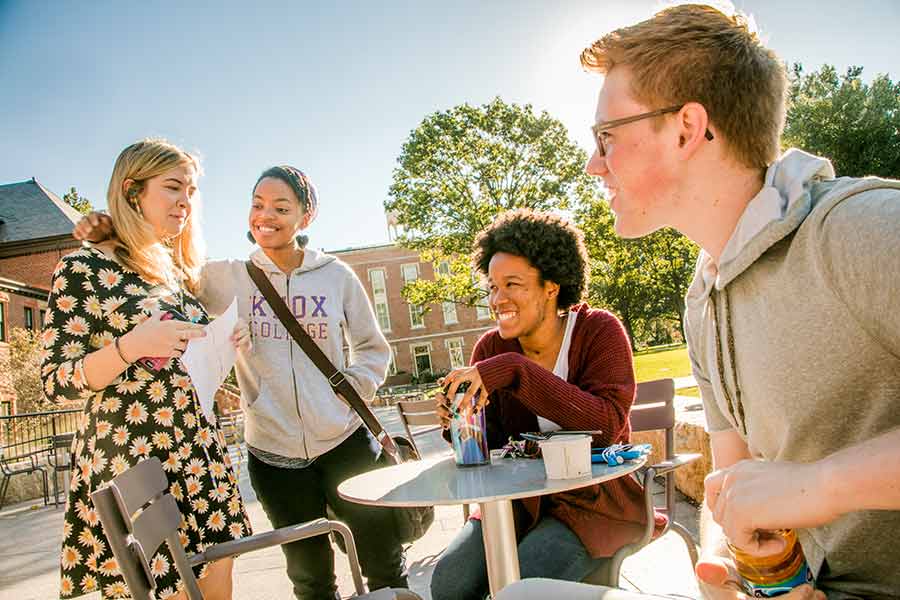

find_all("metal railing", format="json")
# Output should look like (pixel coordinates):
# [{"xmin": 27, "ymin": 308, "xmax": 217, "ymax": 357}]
[{"xmin": 0, "ymin": 408, "xmax": 81, "ymax": 461}]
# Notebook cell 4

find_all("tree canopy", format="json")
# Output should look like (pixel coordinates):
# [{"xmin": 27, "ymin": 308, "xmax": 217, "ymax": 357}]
[
  {"xmin": 783, "ymin": 64, "xmax": 900, "ymax": 178},
  {"xmin": 386, "ymin": 67, "xmax": 899, "ymax": 347},
  {"xmin": 62, "ymin": 187, "xmax": 93, "ymax": 215},
  {"xmin": 386, "ymin": 97, "xmax": 597, "ymax": 308},
  {"xmin": 575, "ymin": 199, "xmax": 698, "ymax": 348}
]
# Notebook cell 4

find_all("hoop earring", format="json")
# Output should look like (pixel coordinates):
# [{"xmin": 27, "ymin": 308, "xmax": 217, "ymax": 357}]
[{"xmin": 127, "ymin": 194, "xmax": 143, "ymax": 218}]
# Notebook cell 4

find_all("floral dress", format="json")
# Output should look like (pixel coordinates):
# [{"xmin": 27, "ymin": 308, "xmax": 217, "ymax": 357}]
[{"xmin": 41, "ymin": 247, "xmax": 252, "ymax": 599}]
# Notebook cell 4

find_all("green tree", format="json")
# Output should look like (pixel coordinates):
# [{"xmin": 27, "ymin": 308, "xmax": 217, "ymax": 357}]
[
  {"xmin": 784, "ymin": 64, "xmax": 900, "ymax": 178},
  {"xmin": 4, "ymin": 327, "xmax": 53, "ymax": 413},
  {"xmin": 62, "ymin": 186, "xmax": 93, "ymax": 215},
  {"xmin": 640, "ymin": 228, "xmax": 698, "ymax": 341},
  {"xmin": 385, "ymin": 97, "xmax": 598, "ymax": 309},
  {"xmin": 576, "ymin": 198, "xmax": 697, "ymax": 348}
]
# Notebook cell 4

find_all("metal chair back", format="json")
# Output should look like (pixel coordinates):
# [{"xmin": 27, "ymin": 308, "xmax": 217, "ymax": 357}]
[
  {"xmin": 92, "ymin": 457, "xmax": 420, "ymax": 599},
  {"xmin": 582, "ymin": 378, "xmax": 700, "ymax": 587},
  {"xmin": 394, "ymin": 398, "xmax": 442, "ymax": 455},
  {"xmin": 394, "ymin": 398, "xmax": 469, "ymax": 522},
  {"xmin": 91, "ymin": 457, "xmax": 204, "ymax": 599}
]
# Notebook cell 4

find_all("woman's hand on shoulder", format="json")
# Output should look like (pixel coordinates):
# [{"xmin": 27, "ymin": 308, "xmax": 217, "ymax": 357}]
[
  {"xmin": 73, "ymin": 211, "xmax": 113, "ymax": 242},
  {"xmin": 119, "ymin": 312, "xmax": 206, "ymax": 362}
]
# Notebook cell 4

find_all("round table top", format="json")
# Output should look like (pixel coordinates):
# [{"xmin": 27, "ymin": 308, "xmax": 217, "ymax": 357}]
[{"xmin": 337, "ymin": 453, "xmax": 646, "ymax": 507}]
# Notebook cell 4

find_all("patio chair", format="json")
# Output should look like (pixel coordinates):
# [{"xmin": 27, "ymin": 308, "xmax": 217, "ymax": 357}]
[
  {"xmin": 395, "ymin": 397, "xmax": 469, "ymax": 521},
  {"xmin": 90, "ymin": 457, "xmax": 422, "ymax": 600},
  {"xmin": 0, "ymin": 447, "xmax": 49, "ymax": 509},
  {"xmin": 581, "ymin": 378, "xmax": 701, "ymax": 587},
  {"xmin": 47, "ymin": 432, "xmax": 75, "ymax": 507}
]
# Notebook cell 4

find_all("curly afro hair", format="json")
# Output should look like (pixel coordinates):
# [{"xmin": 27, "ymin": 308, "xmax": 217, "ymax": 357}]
[{"xmin": 472, "ymin": 209, "xmax": 589, "ymax": 310}]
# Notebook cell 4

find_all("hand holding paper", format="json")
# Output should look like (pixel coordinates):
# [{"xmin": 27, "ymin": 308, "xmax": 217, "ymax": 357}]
[{"xmin": 181, "ymin": 299, "xmax": 240, "ymax": 421}]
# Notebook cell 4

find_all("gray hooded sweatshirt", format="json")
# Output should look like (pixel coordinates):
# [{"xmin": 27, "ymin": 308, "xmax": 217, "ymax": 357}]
[
  {"xmin": 685, "ymin": 149, "xmax": 900, "ymax": 599},
  {"xmin": 198, "ymin": 247, "xmax": 390, "ymax": 460}
]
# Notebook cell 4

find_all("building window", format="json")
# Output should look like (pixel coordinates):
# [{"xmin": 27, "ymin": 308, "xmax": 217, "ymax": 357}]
[
  {"xmin": 446, "ymin": 338, "xmax": 465, "ymax": 370},
  {"xmin": 411, "ymin": 343, "xmax": 433, "ymax": 378},
  {"xmin": 387, "ymin": 346, "xmax": 398, "ymax": 376},
  {"xmin": 24, "ymin": 307, "xmax": 34, "ymax": 330},
  {"xmin": 437, "ymin": 261, "xmax": 458, "ymax": 325},
  {"xmin": 39, "ymin": 309, "xmax": 47, "ymax": 329},
  {"xmin": 368, "ymin": 268, "xmax": 391, "ymax": 332},
  {"xmin": 0, "ymin": 302, "xmax": 6, "ymax": 342},
  {"xmin": 475, "ymin": 281, "xmax": 492, "ymax": 320},
  {"xmin": 401, "ymin": 263, "xmax": 425, "ymax": 329},
  {"xmin": 442, "ymin": 302, "xmax": 458, "ymax": 325}
]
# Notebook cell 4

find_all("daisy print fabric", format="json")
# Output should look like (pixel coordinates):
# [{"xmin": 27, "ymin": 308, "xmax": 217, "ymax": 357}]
[{"xmin": 43, "ymin": 247, "xmax": 252, "ymax": 599}]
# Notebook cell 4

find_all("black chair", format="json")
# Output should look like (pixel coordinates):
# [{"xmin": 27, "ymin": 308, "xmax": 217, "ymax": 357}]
[
  {"xmin": 91, "ymin": 457, "xmax": 422, "ymax": 600},
  {"xmin": 0, "ymin": 447, "xmax": 49, "ymax": 509},
  {"xmin": 581, "ymin": 378, "xmax": 701, "ymax": 587},
  {"xmin": 47, "ymin": 432, "xmax": 75, "ymax": 507}
]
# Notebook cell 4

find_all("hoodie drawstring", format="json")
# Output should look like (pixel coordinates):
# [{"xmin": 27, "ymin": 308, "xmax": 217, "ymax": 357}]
[{"xmin": 710, "ymin": 288, "xmax": 747, "ymax": 435}]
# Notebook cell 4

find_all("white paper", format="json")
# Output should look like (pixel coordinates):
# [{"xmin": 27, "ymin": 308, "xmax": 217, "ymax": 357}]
[{"xmin": 181, "ymin": 298, "xmax": 239, "ymax": 422}]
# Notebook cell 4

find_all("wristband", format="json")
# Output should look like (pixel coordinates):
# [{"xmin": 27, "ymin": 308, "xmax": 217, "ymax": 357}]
[{"xmin": 114, "ymin": 336, "xmax": 133, "ymax": 365}]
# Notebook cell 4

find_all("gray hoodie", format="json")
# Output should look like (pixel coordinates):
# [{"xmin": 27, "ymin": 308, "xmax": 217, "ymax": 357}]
[
  {"xmin": 198, "ymin": 247, "xmax": 390, "ymax": 460},
  {"xmin": 685, "ymin": 149, "xmax": 900, "ymax": 598}
]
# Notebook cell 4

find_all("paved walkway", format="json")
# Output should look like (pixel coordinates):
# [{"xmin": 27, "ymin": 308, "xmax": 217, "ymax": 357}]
[
  {"xmin": 673, "ymin": 376, "xmax": 696, "ymax": 390},
  {"xmin": 0, "ymin": 407, "xmax": 701, "ymax": 599}
]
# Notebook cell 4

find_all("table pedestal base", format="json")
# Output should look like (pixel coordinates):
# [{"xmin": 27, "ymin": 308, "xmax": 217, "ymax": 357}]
[{"xmin": 480, "ymin": 499, "xmax": 520, "ymax": 597}]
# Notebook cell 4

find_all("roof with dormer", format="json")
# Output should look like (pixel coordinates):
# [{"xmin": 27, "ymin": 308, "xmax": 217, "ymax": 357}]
[{"xmin": 0, "ymin": 179, "xmax": 84, "ymax": 244}]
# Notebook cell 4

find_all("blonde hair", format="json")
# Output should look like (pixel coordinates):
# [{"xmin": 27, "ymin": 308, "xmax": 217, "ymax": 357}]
[
  {"xmin": 581, "ymin": 3, "xmax": 787, "ymax": 169},
  {"xmin": 106, "ymin": 138, "xmax": 205, "ymax": 294}
]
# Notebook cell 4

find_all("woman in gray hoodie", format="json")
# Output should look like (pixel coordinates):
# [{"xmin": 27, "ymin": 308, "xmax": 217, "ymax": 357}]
[{"xmin": 75, "ymin": 166, "xmax": 406, "ymax": 600}]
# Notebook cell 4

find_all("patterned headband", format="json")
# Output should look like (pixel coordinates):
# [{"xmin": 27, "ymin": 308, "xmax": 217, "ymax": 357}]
[{"xmin": 275, "ymin": 165, "xmax": 318, "ymax": 224}]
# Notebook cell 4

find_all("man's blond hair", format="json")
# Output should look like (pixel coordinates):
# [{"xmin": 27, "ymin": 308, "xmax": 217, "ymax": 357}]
[
  {"xmin": 106, "ymin": 138, "xmax": 205, "ymax": 294},
  {"xmin": 581, "ymin": 3, "xmax": 787, "ymax": 169}
]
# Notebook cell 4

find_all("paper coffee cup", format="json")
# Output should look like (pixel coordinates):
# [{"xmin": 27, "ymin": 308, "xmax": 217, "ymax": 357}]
[{"xmin": 539, "ymin": 435, "xmax": 592, "ymax": 479}]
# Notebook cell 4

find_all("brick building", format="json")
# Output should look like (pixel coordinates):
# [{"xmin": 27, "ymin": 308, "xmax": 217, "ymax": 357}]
[
  {"xmin": 0, "ymin": 179, "xmax": 83, "ymax": 414},
  {"xmin": 332, "ymin": 243, "xmax": 495, "ymax": 386}
]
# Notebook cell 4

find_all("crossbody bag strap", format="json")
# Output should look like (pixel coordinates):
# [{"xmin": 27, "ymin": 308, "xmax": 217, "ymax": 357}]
[{"xmin": 244, "ymin": 261, "xmax": 402, "ymax": 464}]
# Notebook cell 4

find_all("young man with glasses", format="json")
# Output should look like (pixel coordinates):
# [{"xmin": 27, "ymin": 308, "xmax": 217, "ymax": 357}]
[
  {"xmin": 582, "ymin": 4, "xmax": 900, "ymax": 600},
  {"xmin": 500, "ymin": 4, "xmax": 900, "ymax": 600}
]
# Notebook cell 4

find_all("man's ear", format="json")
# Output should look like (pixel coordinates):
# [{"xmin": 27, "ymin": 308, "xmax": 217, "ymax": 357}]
[{"xmin": 676, "ymin": 102, "xmax": 712, "ymax": 158}]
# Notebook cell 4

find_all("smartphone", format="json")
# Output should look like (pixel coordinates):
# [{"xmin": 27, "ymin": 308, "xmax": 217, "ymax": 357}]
[{"xmin": 135, "ymin": 310, "xmax": 187, "ymax": 372}]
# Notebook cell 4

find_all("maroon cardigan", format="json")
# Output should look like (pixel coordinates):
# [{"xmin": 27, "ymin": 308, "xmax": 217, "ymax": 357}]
[{"xmin": 471, "ymin": 303, "xmax": 666, "ymax": 558}]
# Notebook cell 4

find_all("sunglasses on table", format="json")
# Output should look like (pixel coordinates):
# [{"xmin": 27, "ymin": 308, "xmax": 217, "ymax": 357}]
[{"xmin": 591, "ymin": 104, "xmax": 714, "ymax": 157}]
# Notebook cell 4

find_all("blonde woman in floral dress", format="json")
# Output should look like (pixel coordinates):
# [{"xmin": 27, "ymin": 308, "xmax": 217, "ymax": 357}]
[{"xmin": 42, "ymin": 139, "xmax": 252, "ymax": 600}]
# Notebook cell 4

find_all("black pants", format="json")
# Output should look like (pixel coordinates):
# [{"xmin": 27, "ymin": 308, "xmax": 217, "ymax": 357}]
[{"xmin": 247, "ymin": 427, "xmax": 407, "ymax": 600}]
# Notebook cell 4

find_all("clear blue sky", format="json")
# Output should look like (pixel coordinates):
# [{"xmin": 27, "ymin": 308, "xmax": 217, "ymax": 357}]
[{"xmin": 2, "ymin": 1, "xmax": 897, "ymax": 260}]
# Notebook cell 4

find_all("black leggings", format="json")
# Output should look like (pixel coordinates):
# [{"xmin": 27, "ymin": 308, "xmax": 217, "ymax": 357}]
[{"xmin": 247, "ymin": 427, "xmax": 407, "ymax": 599}]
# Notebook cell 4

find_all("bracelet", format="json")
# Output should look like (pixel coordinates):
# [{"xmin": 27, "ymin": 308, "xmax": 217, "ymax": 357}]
[{"xmin": 114, "ymin": 336, "xmax": 133, "ymax": 365}]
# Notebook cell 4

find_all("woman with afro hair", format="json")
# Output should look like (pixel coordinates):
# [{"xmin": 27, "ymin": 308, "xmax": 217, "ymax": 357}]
[{"xmin": 430, "ymin": 209, "xmax": 664, "ymax": 600}]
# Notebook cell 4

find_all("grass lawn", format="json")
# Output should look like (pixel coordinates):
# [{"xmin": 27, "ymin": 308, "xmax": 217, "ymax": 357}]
[{"xmin": 633, "ymin": 344, "xmax": 692, "ymax": 383}]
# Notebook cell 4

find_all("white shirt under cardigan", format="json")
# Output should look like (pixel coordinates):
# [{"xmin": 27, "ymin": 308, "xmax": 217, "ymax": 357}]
[{"xmin": 537, "ymin": 310, "xmax": 578, "ymax": 433}]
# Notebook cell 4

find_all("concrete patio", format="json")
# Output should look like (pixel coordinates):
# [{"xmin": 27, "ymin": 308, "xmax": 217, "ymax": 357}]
[{"xmin": 0, "ymin": 406, "xmax": 702, "ymax": 599}]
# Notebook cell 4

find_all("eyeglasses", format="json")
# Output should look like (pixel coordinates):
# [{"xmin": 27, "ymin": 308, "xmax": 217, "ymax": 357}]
[{"xmin": 591, "ymin": 105, "xmax": 714, "ymax": 157}]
